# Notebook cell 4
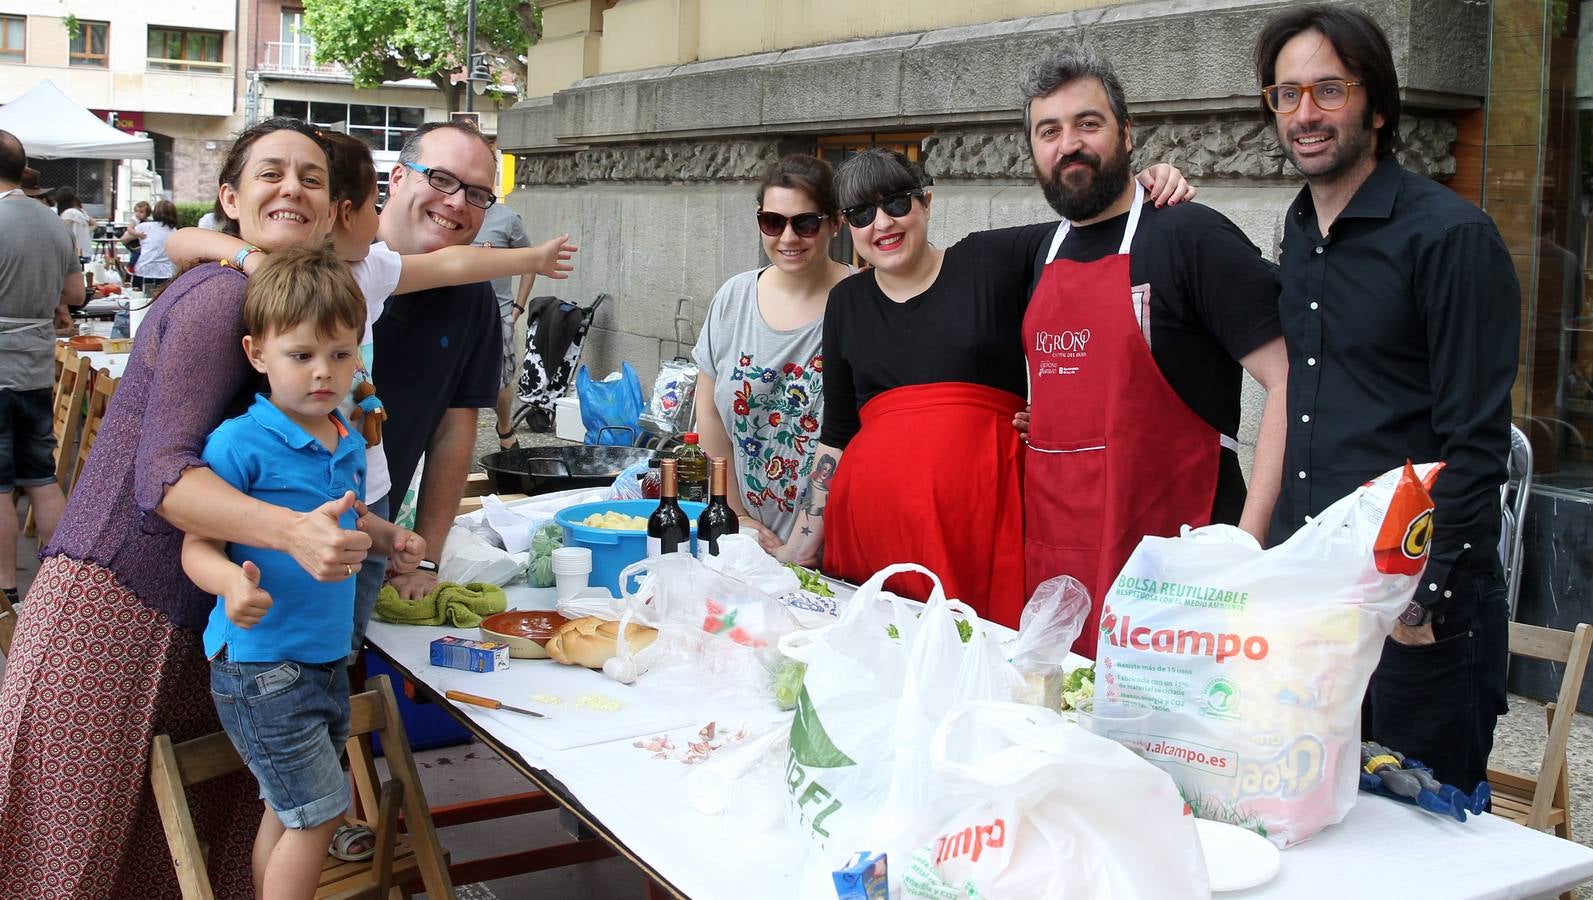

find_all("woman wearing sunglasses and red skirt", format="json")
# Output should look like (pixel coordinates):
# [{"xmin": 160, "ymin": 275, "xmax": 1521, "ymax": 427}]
[
  {"xmin": 778, "ymin": 149, "xmax": 1189, "ymax": 627},
  {"xmin": 691, "ymin": 156, "xmax": 854, "ymax": 550}
]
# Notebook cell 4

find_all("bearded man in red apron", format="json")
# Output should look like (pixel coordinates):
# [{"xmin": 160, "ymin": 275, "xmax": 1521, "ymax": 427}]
[{"xmin": 1017, "ymin": 47, "xmax": 1291, "ymax": 656}]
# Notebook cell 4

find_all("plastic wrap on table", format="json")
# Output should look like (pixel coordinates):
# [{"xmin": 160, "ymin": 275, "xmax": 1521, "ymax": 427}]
[{"xmin": 607, "ymin": 553, "xmax": 802, "ymax": 702}]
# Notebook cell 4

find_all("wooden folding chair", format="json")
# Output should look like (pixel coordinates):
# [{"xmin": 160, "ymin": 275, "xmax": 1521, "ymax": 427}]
[
  {"xmin": 1488, "ymin": 622, "xmax": 1591, "ymax": 847},
  {"xmin": 149, "ymin": 675, "xmax": 455, "ymax": 899},
  {"xmin": 23, "ymin": 353, "xmax": 90, "ymax": 538},
  {"xmin": 70, "ymin": 370, "xmax": 118, "ymax": 489}
]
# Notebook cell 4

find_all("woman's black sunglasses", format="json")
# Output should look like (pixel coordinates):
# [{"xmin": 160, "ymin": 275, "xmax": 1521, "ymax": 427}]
[
  {"xmin": 756, "ymin": 210, "xmax": 827, "ymax": 238},
  {"xmin": 841, "ymin": 189, "xmax": 924, "ymax": 228}
]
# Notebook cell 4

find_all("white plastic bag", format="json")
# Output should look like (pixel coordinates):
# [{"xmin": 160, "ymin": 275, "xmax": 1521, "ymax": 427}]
[
  {"xmin": 1095, "ymin": 462, "xmax": 1442, "ymax": 846},
  {"xmin": 603, "ymin": 553, "xmax": 803, "ymax": 700},
  {"xmin": 1005, "ymin": 576, "xmax": 1091, "ymax": 707},
  {"xmin": 700, "ymin": 533, "xmax": 800, "ymax": 595},
  {"xmin": 900, "ymin": 702, "xmax": 1209, "ymax": 900},
  {"xmin": 438, "ymin": 525, "xmax": 525, "ymax": 587},
  {"xmin": 777, "ymin": 564, "xmax": 1021, "ymax": 871}
]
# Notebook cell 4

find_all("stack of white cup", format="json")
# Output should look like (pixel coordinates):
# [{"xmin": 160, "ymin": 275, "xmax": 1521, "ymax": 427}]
[{"xmin": 550, "ymin": 547, "xmax": 593, "ymax": 601}]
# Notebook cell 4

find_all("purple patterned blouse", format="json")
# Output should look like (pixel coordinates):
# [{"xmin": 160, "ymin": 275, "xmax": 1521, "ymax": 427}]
[{"xmin": 46, "ymin": 264, "xmax": 262, "ymax": 630}]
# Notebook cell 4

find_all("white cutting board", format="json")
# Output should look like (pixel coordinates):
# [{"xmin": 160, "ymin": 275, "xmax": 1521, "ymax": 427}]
[{"xmin": 439, "ymin": 661, "xmax": 701, "ymax": 751}]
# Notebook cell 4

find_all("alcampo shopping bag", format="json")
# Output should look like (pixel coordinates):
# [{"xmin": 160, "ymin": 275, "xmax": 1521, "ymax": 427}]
[
  {"xmin": 901, "ymin": 702, "xmax": 1209, "ymax": 900},
  {"xmin": 777, "ymin": 564, "xmax": 1019, "ymax": 870},
  {"xmin": 1095, "ymin": 461, "xmax": 1442, "ymax": 846}
]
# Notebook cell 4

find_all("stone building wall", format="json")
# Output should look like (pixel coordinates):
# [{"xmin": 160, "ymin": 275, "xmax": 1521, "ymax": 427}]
[{"xmin": 500, "ymin": 0, "xmax": 1487, "ymax": 471}]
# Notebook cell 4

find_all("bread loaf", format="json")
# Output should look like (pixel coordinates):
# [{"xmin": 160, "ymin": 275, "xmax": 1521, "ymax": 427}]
[{"xmin": 545, "ymin": 616, "xmax": 658, "ymax": 668}]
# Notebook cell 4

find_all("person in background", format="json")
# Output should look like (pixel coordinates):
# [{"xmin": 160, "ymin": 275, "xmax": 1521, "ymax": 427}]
[
  {"xmin": 0, "ymin": 130, "xmax": 84, "ymax": 611},
  {"xmin": 197, "ymin": 205, "xmax": 223, "ymax": 231},
  {"xmin": 55, "ymin": 187, "xmax": 94, "ymax": 262},
  {"xmin": 182, "ymin": 245, "xmax": 423, "ymax": 900},
  {"xmin": 1016, "ymin": 45, "xmax": 1288, "ymax": 657},
  {"xmin": 0, "ymin": 117, "xmax": 373, "ymax": 897},
  {"xmin": 476, "ymin": 200, "xmax": 535, "ymax": 451},
  {"xmin": 18, "ymin": 167, "xmax": 54, "ymax": 206},
  {"xmin": 1256, "ymin": 5, "xmax": 1518, "ymax": 793},
  {"xmin": 126, "ymin": 199, "xmax": 151, "ymax": 270},
  {"xmin": 694, "ymin": 155, "xmax": 852, "ymax": 550},
  {"xmin": 121, "ymin": 199, "xmax": 178, "ymax": 291}
]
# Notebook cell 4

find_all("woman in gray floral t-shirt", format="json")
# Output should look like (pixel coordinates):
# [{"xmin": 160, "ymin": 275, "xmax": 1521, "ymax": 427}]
[{"xmin": 692, "ymin": 156, "xmax": 852, "ymax": 546}]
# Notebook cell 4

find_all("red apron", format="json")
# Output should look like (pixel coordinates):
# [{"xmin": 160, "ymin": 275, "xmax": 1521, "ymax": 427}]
[
  {"xmin": 823, "ymin": 382, "xmax": 1026, "ymax": 627},
  {"xmin": 1023, "ymin": 183, "xmax": 1230, "ymax": 657}
]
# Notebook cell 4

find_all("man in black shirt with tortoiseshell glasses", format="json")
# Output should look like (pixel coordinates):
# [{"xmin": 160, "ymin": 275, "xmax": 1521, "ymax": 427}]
[{"xmin": 1255, "ymin": 5, "xmax": 1519, "ymax": 796}]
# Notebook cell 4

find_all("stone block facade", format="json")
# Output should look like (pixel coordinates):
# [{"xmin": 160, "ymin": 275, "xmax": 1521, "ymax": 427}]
[
  {"xmin": 500, "ymin": 0, "xmax": 1489, "ymax": 475},
  {"xmin": 169, "ymin": 137, "xmax": 233, "ymax": 204}
]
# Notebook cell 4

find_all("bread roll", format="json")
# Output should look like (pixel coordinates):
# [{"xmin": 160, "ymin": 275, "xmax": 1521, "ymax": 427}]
[{"xmin": 545, "ymin": 616, "xmax": 658, "ymax": 668}]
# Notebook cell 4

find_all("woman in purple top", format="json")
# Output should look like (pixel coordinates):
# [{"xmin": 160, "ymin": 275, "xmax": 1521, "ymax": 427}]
[{"xmin": 0, "ymin": 118, "xmax": 374, "ymax": 897}]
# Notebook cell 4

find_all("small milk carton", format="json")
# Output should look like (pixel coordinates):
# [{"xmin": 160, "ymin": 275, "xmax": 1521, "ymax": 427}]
[
  {"xmin": 430, "ymin": 635, "xmax": 510, "ymax": 672},
  {"xmin": 832, "ymin": 851, "xmax": 887, "ymax": 900}
]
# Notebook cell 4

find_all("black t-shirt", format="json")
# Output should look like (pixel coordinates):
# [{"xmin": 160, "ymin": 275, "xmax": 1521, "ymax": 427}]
[
  {"xmin": 1029, "ymin": 201, "xmax": 1283, "ymax": 523},
  {"xmin": 820, "ymin": 223, "xmax": 1054, "ymax": 448},
  {"xmin": 372, "ymin": 281, "xmax": 503, "ymax": 501}
]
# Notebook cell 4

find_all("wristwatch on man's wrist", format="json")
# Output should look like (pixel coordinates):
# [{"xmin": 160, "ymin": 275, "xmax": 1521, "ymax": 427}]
[
  {"xmin": 1398, "ymin": 600, "xmax": 1433, "ymax": 627},
  {"xmin": 415, "ymin": 559, "xmax": 439, "ymax": 574}
]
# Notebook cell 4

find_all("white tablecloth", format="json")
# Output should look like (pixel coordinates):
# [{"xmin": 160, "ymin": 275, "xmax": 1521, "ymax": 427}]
[{"xmin": 367, "ymin": 586, "xmax": 1593, "ymax": 900}]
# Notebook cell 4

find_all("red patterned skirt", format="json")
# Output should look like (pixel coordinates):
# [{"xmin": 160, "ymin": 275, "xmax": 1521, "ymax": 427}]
[{"xmin": 0, "ymin": 557, "xmax": 257, "ymax": 898}]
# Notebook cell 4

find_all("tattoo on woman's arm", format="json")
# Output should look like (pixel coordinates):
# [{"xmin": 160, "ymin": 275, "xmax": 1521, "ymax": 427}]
[{"xmin": 802, "ymin": 453, "xmax": 838, "ymax": 516}]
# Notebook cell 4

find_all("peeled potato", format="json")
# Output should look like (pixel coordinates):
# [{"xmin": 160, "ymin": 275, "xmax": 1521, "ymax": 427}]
[{"xmin": 581, "ymin": 511, "xmax": 648, "ymax": 530}]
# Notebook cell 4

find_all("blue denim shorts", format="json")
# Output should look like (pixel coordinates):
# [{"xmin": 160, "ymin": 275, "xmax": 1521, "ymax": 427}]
[{"xmin": 210, "ymin": 655, "xmax": 352, "ymax": 829}]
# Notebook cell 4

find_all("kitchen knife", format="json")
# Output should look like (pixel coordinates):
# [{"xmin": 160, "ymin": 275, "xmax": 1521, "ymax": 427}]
[{"xmin": 445, "ymin": 689, "xmax": 549, "ymax": 719}]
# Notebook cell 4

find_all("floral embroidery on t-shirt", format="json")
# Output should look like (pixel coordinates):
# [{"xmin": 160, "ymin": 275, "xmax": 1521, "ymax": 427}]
[{"xmin": 730, "ymin": 352, "xmax": 823, "ymax": 514}]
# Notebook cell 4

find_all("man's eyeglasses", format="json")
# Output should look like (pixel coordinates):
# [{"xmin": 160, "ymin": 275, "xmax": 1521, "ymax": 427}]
[
  {"xmin": 1262, "ymin": 79, "xmax": 1362, "ymax": 115},
  {"xmin": 756, "ymin": 210, "xmax": 827, "ymax": 238},
  {"xmin": 840, "ymin": 189, "xmax": 925, "ymax": 229},
  {"xmin": 402, "ymin": 161, "xmax": 497, "ymax": 210}
]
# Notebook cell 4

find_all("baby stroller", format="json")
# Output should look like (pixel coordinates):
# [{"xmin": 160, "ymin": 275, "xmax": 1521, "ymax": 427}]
[{"xmin": 512, "ymin": 293, "xmax": 608, "ymax": 433}]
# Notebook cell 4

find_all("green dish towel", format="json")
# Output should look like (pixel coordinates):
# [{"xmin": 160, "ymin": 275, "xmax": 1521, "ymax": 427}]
[{"xmin": 373, "ymin": 582, "xmax": 508, "ymax": 628}]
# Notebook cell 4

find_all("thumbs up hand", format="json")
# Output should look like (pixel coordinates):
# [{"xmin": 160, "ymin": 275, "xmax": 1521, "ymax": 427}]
[
  {"xmin": 287, "ymin": 491, "xmax": 373, "ymax": 581},
  {"xmin": 225, "ymin": 561, "xmax": 274, "ymax": 628}
]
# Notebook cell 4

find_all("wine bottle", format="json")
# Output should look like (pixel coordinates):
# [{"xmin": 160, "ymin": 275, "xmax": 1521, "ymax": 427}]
[
  {"xmin": 675, "ymin": 432, "xmax": 709, "ymax": 503},
  {"xmin": 647, "ymin": 459, "xmax": 691, "ymax": 556},
  {"xmin": 697, "ymin": 457, "xmax": 740, "ymax": 558}
]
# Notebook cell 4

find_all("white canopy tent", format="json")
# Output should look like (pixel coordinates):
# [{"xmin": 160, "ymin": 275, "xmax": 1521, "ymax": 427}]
[{"xmin": 0, "ymin": 79, "xmax": 153, "ymax": 160}]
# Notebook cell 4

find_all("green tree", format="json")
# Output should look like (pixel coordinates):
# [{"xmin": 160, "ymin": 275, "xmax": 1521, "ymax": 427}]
[{"xmin": 301, "ymin": 0, "xmax": 541, "ymax": 112}]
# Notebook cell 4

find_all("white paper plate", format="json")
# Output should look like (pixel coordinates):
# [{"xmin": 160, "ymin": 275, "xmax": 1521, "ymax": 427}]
[{"xmin": 1195, "ymin": 818, "xmax": 1281, "ymax": 892}]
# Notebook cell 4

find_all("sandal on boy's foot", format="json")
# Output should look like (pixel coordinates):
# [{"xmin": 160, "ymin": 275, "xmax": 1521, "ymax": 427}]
[
  {"xmin": 330, "ymin": 822, "xmax": 377, "ymax": 861},
  {"xmin": 496, "ymin": 424, "xmax": 520, "ymax": 451}
]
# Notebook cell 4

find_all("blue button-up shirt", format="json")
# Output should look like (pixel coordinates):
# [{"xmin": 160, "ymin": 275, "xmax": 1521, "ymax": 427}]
[{"xmin": 201, "ymin": 394, "xmax": 367, "ymax": 664}]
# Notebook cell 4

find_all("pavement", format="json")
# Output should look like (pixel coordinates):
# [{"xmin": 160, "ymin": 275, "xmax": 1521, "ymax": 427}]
[{"xmin": 1, "ymin": 412, "xmax": 1589, "ymax": 897}]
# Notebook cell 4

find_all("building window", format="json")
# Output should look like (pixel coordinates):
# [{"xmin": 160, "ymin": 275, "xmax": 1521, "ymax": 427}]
[
  {"xmin": 148, "ymin": 27, "xmax": 224, "ymax": 72},
  {"xmin": 0, "ymin": 16, "xmax": 24, "ymax": 62},
  {"xmin": 276, "ymin": 9, "xmax": 316, "ymax": 72},
  {"xmin": 273, "ymin": 101, "xmax": 425, "ymax": 154},
  {"xmin": 69, "ymin": 19, "xmax": 108, "ymax": 68},
  {"xmin": 816, "ymin": 132, "xmax": 930, "ymax": 266}
]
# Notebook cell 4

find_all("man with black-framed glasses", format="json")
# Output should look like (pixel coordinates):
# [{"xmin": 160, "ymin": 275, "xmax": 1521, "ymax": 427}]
[
  {"xmin": 1256, "ymin": 5, "xmax": 1519, "ymax": 795},
  {"xmin": 365, "ymin": 121, "xmax": 505, "ymax": 621}
]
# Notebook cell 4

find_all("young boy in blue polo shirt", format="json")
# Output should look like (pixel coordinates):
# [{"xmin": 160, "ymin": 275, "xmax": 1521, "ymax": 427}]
[{"xmin": 181, "ymin": 245, "xmax": 425, "ymax": 899}]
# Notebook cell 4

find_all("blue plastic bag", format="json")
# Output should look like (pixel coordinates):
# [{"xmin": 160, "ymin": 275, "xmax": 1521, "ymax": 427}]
[{"xmin": 577, "ymin": 362, "xmax": 645, "ymax": 445}]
